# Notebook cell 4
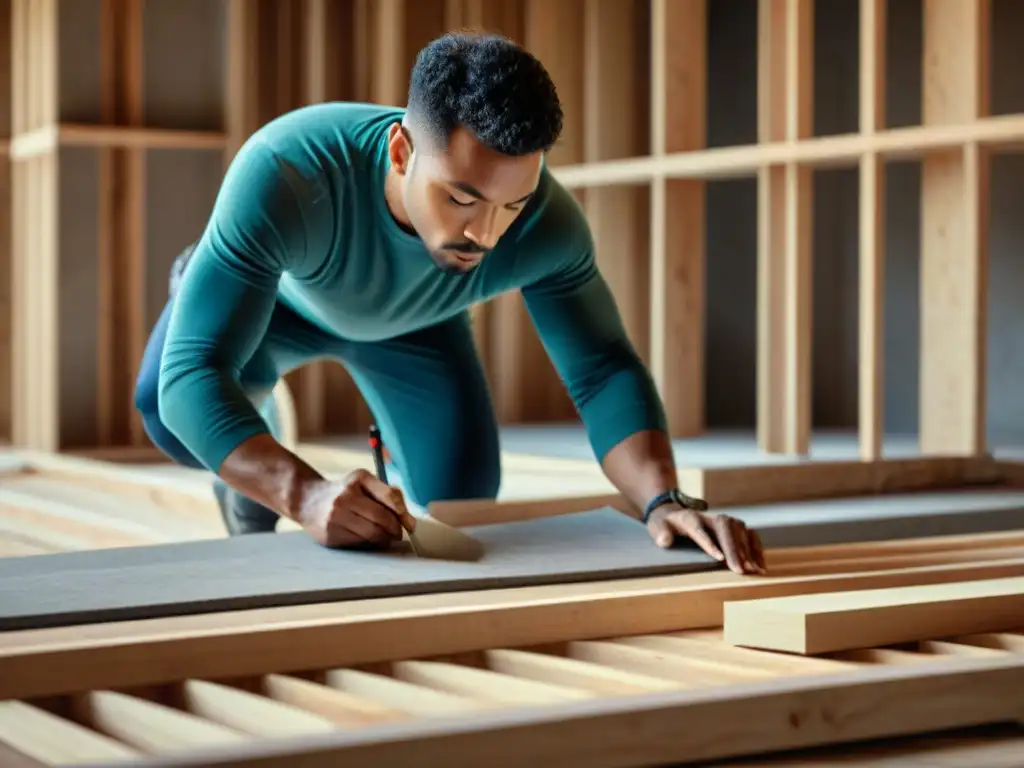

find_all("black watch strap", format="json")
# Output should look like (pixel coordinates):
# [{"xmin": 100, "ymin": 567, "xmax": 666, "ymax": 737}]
[{"xmin": 641, "ymin": 488, "xmax": 709, "ymax": 524}]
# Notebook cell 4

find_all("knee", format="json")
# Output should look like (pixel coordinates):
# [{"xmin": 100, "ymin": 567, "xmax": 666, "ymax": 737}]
[{"xmin": 404, "ymin": 436, "xmax": 501, "ymax": 506}]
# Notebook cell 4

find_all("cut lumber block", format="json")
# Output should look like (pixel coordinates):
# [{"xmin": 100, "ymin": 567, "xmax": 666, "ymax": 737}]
[{"xmin": 723, "ymin": 576, "xmax": 1024, "ymax": 655}]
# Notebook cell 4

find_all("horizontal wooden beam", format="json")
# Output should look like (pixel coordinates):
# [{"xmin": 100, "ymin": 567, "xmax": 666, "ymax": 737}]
[
  {"xmin": 551, "ymin": 113, "xmax": 1024, "ymax": 187},
  {"xmin": 7, "ymin": 123, "xmax": 226, "ymax": 159},
  {"xmin": 429, "ymin": 455, "xmax": 1007, "ymax": 524},
  {"xmin": 3, "ymin": 542, "xmax": 1024, "ymax": 700},
  {"xmin": 21, "ymin": 446, "xmax": 1015, "ymax": 524}
]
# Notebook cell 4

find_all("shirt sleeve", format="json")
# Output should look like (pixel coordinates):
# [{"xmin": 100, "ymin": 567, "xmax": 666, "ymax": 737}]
[
  {"xmin": 156, "ymin": 138, "xmax": 321, "ymax": 472},
  {"xmin": 521, "ymin": 231, "xmax": 669, "ymax": 463}
]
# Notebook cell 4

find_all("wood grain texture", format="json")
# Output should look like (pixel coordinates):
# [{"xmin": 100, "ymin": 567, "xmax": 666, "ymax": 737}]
[
  {"xmin": 107, "ymin": 655, "xmax": 1024, "ymax": 767},
  {"xmin": 723, "ymin": 575, "xmax": 1024, "ymax": 654}
]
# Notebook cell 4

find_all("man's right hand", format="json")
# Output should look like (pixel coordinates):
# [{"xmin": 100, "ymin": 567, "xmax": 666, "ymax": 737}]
[{"xmin": 296, "ymin": 469, "xmax": 417, "ymax": 549}]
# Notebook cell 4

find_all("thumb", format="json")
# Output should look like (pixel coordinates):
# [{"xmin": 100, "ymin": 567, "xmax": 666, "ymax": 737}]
[
  {"xmin": 401, "ymin": 509, "xmax": 418, "ymax": 532},
  {"xmin": 647, "ymin": 516, "xmax": 675, "ymax": 548}
]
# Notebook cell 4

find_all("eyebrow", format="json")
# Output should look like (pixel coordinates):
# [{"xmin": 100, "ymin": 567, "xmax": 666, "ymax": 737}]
[{"xmin": 450, "ymin": 181, "xmax": 535, "ymax": 205}]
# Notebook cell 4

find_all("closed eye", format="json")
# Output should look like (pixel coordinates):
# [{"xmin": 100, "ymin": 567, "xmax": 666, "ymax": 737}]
[{"xmin": 448, "ymin": 195, "xmax": 475, "ymax": 207}]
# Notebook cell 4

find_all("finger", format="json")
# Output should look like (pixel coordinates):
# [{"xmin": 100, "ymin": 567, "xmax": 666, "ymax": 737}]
[
  {"xmin": 647, "ymin": 515, "xmax": 677, "ymax": 549},
  {"xmin": 675, "ymin": 514, "xmax": 725, "ymax": 562},
  {"xmin": 709, "ymin": 516, "xmax": 745, "ymax": 574},
  {"xmin": 357, "ymin": 474, "xmax": 417, "ymax": 532},
  {"xmin": 749, "ymin": 529, "xmax": 768, "ymax": 573},
  {"xmin": 330, "ymin": 509, "xmax": 393, "ymax": 548},
  {"xmin": 729, "ymin": 518, "xmax": 757, "ymax": 574},
  {"xmin": 348, "ymin": 495, "xmax": 405, "ymax": 540}
]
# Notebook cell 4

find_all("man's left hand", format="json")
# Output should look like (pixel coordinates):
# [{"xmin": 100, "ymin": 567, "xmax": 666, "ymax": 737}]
[{"xmin": 646, "ymin": 506, "xmax": 767, "ymax": 575}]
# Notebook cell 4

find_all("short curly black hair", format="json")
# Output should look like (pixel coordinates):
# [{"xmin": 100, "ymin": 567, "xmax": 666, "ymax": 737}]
[{"xmin": 406, "ymin": 31, "xmax": 563, "ymax": 156}]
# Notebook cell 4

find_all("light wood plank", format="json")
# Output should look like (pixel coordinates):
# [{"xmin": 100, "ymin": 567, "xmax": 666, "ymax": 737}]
[
  {"xmin": 650, "ymin": 0, "xmax": 706, "ymax": 436},
  {"xmin": 70, "ymin": 690, "xmax": 247, "ymax": 752},
  {"xmin": 321, "ymin": 668, "xmax": 491, "ymax": 715},
  {"xmin": 482, "ymin": 648, "xmax": 679, "ymax": 695},
  {"xmin": 723, "ymin": 575, "xmax": 1024, "ymax": 655},
  {"xmin": 391, "ymin": 659, "xmax": 594, "ymax": 705},
  {"xmin": 857, "ymin": 0, "xmax": 886, "ymax": 461},
  {"xmin": 260, "ymin": 673, "xmax": 406, "ymax": 726},
  {"xmin": 919, "ymin": 0, "xmax": 991, "ymax": 456},
  {"xmin": 179, "ymin": 679, "xmax": 340, "ymax": 737},
  {"xmin": 0, "ymin": 700, "xmax": 138, "ymax": 764}
]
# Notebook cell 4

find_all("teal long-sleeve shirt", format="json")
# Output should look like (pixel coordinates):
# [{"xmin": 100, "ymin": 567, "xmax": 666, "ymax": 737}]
[{"xmin": 158, "ymin": 102, "xmax": 668, "ymax": 472}]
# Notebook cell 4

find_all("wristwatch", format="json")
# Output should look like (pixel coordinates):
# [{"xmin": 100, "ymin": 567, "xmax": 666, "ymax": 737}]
[{"xmin": 641, "ymin": 487, "xmax": 709, "ymax": 524}]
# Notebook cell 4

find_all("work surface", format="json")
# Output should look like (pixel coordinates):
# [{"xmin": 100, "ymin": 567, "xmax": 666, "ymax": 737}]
[
  {"xmin": 0, "ymin": 508, "xmax": 718, "ymax": 630},
  {"xmin": 3, "ymin": 488, "xmax": 1024, "ymax": 631}
]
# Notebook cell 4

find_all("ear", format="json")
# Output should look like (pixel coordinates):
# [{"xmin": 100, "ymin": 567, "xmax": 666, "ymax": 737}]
[{"xmin": 387, "ymin": 122, "xmax": 413, "ymax": 175}]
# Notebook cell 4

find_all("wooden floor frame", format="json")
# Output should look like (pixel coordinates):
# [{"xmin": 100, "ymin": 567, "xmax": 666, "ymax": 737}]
[
  {"xmin": 3, "ymin": 449, "xmax": 1024, "ymax": 764},
  {"xmin": 3, "ymin": 528, "xmax": 1024, "ymax": 766},
  {"xmin": 137, "ymin": 656, "xmax": 1024, "ymax": 767}
]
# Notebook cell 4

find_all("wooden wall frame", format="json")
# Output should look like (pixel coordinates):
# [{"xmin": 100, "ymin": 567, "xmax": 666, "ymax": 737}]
[{"xmin": 0, "ymin": 0, "xmax": 1011, "ymax": 463}]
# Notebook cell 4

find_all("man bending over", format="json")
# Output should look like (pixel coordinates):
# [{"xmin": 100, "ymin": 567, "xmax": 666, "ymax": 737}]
[{"xmin": 134, "ymin": 32, "xmax": 766, "ymax": 575}]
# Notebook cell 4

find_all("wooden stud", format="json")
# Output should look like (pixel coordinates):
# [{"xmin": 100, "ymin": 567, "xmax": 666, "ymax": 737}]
[
  {"xmin": 488, "ymin": 0, "xmax": 583, "ymax": 423},
  {"xmin": 9, "ymin": 0, "xmax": 58, "ymax": 451},
  {"xmin": 650, "ymin": 0, "xmax": 706, "ymax": 437},
  {"xmin": 757, "ymin": 0, "xmax": 813, "ymax": 457},
  {"xmin": 584, "ymin": 0, "xmax": 649, "ymax": 363},
  {"xmin": 757, "ymin": 0, "xmax": 788, "ymax": 455},
  {"xmin": 858, "ymin": 0, "xmax": 886, "ymax": 461},
  {"xmin": 443, "ymin": 0, "xmax": 525, "ymax": 386},
  {"xmin": 0, "ymin": 0, "xmax": 10, "ymax": 443},
  {"xmin": 97, "ymin": 0, "xmax": 146, "ymax": 449},
  {"xmin": 919, "ymin": 0, "xmax": 991, "ymax": 456}
]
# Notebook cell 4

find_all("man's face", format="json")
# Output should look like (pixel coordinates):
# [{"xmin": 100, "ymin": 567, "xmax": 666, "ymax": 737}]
[{"xmin": 387, "ymin": 122, "xmax": 543, "ymax": 274}]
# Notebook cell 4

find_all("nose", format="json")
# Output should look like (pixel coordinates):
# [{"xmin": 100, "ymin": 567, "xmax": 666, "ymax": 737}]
[{"xmin": 464, "ymin": 207, "xmax": 500, "ymax": 251}]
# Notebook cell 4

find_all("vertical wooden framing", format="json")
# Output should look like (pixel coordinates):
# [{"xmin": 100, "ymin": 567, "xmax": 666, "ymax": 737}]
[
  {"xmin": 858, "ymin": 0, "xmax": 886, "ymax": 461},
  {"xmin": 783, "ymin": 0, "xmax": 813, "ymax": 457},
  {"xmin": 919, "ymin": 0, "xmax": 991, "ymax": 457},
  {"xmin": 1, "ymin": 1, "xmax": 1010, "ymax": 457},
  {"xmin": 0, "ymin": 0, "xmax": 11, "ymax": 442},
  {"xmin": 584, "ymin": 1, "xmax": 649, "ymax": 361},
  {"xmin": 444, "ymin": 0, "xmax": 525, "ymax": 384},
  {"xmin": 224, "ymin": 0, "xmax": 260, "ymax": 164},
  {"xmin": 757, "ymin": 0, "xmax": 813, "ymax": 456},
  {"xmin": 97, "ymin": 0, "xmax": 146, "ymax": 448},
  {"xmin": 488, "ymin": 0, "xmax": 583, "ymax": 423},
  {"xmin": 301, "ymin": 0, "xmax": 367, "ymax": 439},
  {"xmin": 650, "ymin": 0, "xmax": 706, "ymax": 437},
  {"xmin": 9, "ymin": 0, "xmax": 58, "ymax": 451},
  {"xmin": 757, "ymin": 0, "xmax": 788, "ymax": 455}
]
